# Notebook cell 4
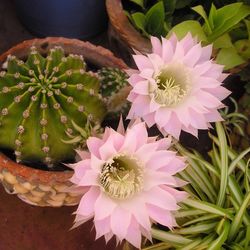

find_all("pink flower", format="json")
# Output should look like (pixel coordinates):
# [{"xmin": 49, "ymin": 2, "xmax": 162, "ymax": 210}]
[
  {"xmin": 127, "ymin": 33, "xmax": 231, "ymax": 139},
  {"xmin": 70, "ymin": 119, "xmax": 187, "ymax": 248}
]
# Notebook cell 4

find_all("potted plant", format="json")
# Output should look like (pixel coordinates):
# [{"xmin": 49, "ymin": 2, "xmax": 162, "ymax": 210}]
[
  {"xmin": 106, "ymin": 0, "xmax": 250, "ymax": 71},
  {"xmin": 0, "ymin": 37, "xmax": 128, "ymax": 207},
  {"xmin": 14, "ymin": 0, "xmax": 108, "ymax": 38}
]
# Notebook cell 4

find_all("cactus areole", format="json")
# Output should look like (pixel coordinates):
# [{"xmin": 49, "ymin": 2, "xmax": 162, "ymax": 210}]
[{"xmin": 0, "ymin": 46, "xmax": 107, "ymax": 167}]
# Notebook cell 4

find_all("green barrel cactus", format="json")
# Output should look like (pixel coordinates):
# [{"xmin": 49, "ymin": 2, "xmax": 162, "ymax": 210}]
[{"xmin": 0, "ymin": 46, "xmax": 106, "ymax": 165}]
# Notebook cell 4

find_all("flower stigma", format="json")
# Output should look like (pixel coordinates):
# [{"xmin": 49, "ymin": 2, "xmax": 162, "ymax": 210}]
[
  {"xmin": 100, "ymin": 155, "xmax": 143, "ymax": 199},
  {"xmin": 152, "ymin": 63, "xmax": 191, "ymax": 107}
]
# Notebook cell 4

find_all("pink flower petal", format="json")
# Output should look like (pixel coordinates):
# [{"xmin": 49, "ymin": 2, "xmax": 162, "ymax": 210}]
[
  {"xmin": 149, "ymin": 98, "xmax": 161, "ymax": 113},
  {"xmin": 136, "ymin": 142, "xmax": 160, "ymax": 164},
  {"xmin": 78, "ymin": 170, "xmax": 99, "ymax": 186},
  {"xmin": 159, "ymin": 156, "xmax": 186, "ymax": 175},
  {"xmin": 87, "ymin": 137, "xmax": 103, "ymax": 158},
  {"xmin": 161, "ymin": 38, "xmax": 174, "ymax": 63},
  {"xmin": 199, "ymin": 44, "xmax": 212, "ymax": 62},
  {"xmin": 120, "ymin": 122, "xmax": 148, "ymax": 153},
  {"xmin": 174, "ymin": 107, "xmax": 191, "ymax": 127},
  {"xmin": 155, "ymin": 107, "xmax": 171, "ymax": 128},
  {"xmin": 147, "ymin": 53, "xmax": 164, "ymax": 72},
  {"xmin": 121, "ymin": 197, "xmax": 151, "ymax": 231},
  {"xmin": 117, "ymin": 116, "xmax": 125, "ymax": 135},
  {"xmin": 204, "ymin": 110, "xmax": 224, "ymax": 122},
  {"xmin": 132, "ymin": 80, "xmax": 149, "ymax": 95},
  {"xmin": 162, "ymin": 113, "xmax": 182, "ymax": 139},
  {"xmin": 94, "ymin": 216, "xmax": 111, "ymax": 239},
  {"xmin": 77, "ymin": 187, "xmax": 100, "ymax": 216},
  {"xmin": 126, "ymin": 69, "xmax": 139, "ymax": 76},
  {"xmin": 125, "ymin": 217, "xmax": 142, "ymax": 249},
  {"xmin": 183, "ymin": 43, "xmax": 202, "ymax": 67},
  {"xmin": 139, "ymin": 68, "xmax": 154, "ymax": 79},
  {"xmin": 94, "ymin": 193, "xmax": 117, "ymax": 220},
  {"xmin": 180, "ymin": 33, "xmax": 196, "ymax": 52},
  {"xmin": 196, "ymin": 90, "xmax": 223, "ymax": 108},
  {"xmin": 173, "ymin": 40, "xmax": 185, "ymax": 60},
  {"xmin": 128, "ymin": 73, "xmax": 144, "ymax": 87},
  {"xmin": 188, "ymin": 108, "xmax": 209, "ymax": 129},
  {"xmin": 104, "ymin": 232, "xmax": 114, "ymax": 243},
  {"xmin": 146, "ymin": 150, "xmax": 176, "ymax": 170},
  {"xmin": 147, "ymin": 204, "xmax": 177, "ymax": 229},
  {"xmin": 70, "ymin": 159, "xmax": 91, "ymax": 184},
  {"xmin": 90, "ymin": 154, "xmax": 105, "ymax": 173},
  {"xmin": 157, "ymin": 137, "xmax": 172, "ymax": 150},
  {"xmin": 151, "ymin": 36, "xmax": 162, "ymax": 55},
  {"xmin": 99, "ymin": 136, "xmax": 117, "ymax": 161},
  {"xmin": 75, "ymin": 149, "xmax": 90, "ymax": 160},
  {"xmin": 110, "ymin": 207, "xmax": 131, "ymax": 240},
  {"xmin": 144, "ymin": 170, "xmax": 178, "ymax": 190},
  {"xmin": 143, "ymin": 112, "xmax": 156, "ymax": 127},
  {"xmin": 182, "ymin": 125, "xmax": 199, "ymax": 137},
  {"xmin": 161, "ymin": 186, "xmax": 188, "ymax": 202},
  {"xmin": 133, "ymin": 54, "xmax": 153, "ymax": 71},
  {"xmin": 206, "ymin": 86, "xmax": 231, "ymax": 100},
  {"xmin": 144, "ymin": 186, "xmax": 179, "ymax": 210}
]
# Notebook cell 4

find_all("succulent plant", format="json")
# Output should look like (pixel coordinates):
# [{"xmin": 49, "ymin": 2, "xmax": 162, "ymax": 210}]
[
  {"xmin": 98, "ymin": 67, "xmax": 130, "ymax": 115},
  {"xmin": 98, "ymin": 67, "xmax": 128, "ymax": 97},
  {"xmin": 152, "ymin": 122, "xmax": 250, "ymax": 249},
  {"xmin": 0, "ymin": 46, "xmax": 106, "ymax": 166}
]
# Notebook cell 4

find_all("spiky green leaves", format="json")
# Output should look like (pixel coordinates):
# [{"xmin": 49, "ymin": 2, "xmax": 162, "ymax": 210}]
[{"xmin": 0, "ymin": 46, "xmax": 106, "ymax": 165}]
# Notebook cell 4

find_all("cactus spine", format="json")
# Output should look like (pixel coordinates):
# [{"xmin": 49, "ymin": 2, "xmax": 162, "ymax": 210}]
[{"xmin": 0, "ymin": 46, "xmax": 106, "ymax": 165}]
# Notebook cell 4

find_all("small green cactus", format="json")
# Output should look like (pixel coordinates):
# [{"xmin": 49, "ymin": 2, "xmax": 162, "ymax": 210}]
[
  {"xmin": 98, "ymin": 67, "xmax": 128, "ymax": 97},
  {"xmin": 0, "ymin": 46, "xmax": 106, "ymax": 165},
  {"xmin": 98, "ymin": 67, "xmax": 130, "ymax": 114}
]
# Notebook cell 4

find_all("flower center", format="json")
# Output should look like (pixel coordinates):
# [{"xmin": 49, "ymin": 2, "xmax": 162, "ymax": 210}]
[
  {"xmin": 99, "ymin": 155, "xmax": 143, "ymax": 199},
  {"xmin": 153, "ymin": 63, "xmax": 190, "ymax": 107}
]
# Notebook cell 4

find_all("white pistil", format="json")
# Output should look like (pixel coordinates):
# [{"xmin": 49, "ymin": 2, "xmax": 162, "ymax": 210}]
[
  {"xmin": 152, "ymin": 63, "xmax": 190, "ymax": 107},
  {"xmin": 100, "ymin": 155, "xmax": 143, "ymax": 199}
]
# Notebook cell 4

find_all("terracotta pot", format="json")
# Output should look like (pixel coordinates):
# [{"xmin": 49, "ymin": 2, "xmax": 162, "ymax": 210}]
[
  {"xmin": 0, "ymin": 37, "xmax": 127, "ymax": 207},
  {"xmin": 106, "ymin": 0, "xmax": 249, "ymax": 73},
  {"xmin": 106, "ymin": 0, "xmax": 151, "ymax": 65}
]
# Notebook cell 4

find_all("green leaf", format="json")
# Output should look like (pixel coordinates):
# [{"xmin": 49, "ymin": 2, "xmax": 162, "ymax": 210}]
[
  {"xmin": 207, "ymin": 220, "xmax": 230, "ymax": 250},
  {"xmin": 228, "ymin": 192, "xmax": 250, "ymax": 242},
  {"xmin": 145, "ymin": 1, "xmax": 166, "ymax": 37},
  {"xmin": 174, "ymin": 221, "xmax": 217, "ymax": 235},
  {"xmin": 245, "ymin": 19, "xmax": 250, "ymax": 38},
  {"xmin": 208, "ymin": 4, "xmax": 250, "ymax": 41},
  {"xmin": 229, "ymin": 147, "xmax": 250, "ymax": 174},
  {"xmin": 129, "ymin": 0, "xmax": 144, "ymax": 8},
  {"xmin": 208, "ymin": 4, "xmax": 217, "ymax": 30},
  {"xmin": 212, "ymin": 3, "xmax": 243, "ymax": 30},
  {"xmin": 175, "ymin": 0, "xmax": 193, "ymax": 9},
  {"xmin": 182, "ymin": 214, "xmax": 220, "ymax": 227},
  {"xmin": 162, "ymin": 0, "xmax": 176, "ymax": 15},
  {"xmin": 215, "ymin": 47, "xmax": 246, "ymax": 70},
  {"xmin": 151, "ymin": 228, "xmax": 192, "ymax": 245},
  {"xmin": 234, "ymin": 39, "xmax": 250, "ymax": 60},
  {"xmin": 169, "ymin": 20, "xmax": 207, "ymax": 42},
  {"xmin": 245, "ymin": 225, "xmax": 250, "ymax": 249},
  {"xmin": 213, "ymin": 33, "xmax": 233, "ymax": 49},
  {"xmin": 179, "ymin": 238, "xmax": 202, "ymax": 250},
  {"xmin": 215, "ymin": 122, "xmax": 228, "ymax": 207},
  {"xmin": 192, "ymin": 5, "xmax": 212, "ymax": 34},
  {"xmin": 182, "ymin": 199, "xmax": 233, "ymax": 219},
  {"xmin": 131, "ymin": 12, "xmax": 147, "ymax": 33}
]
